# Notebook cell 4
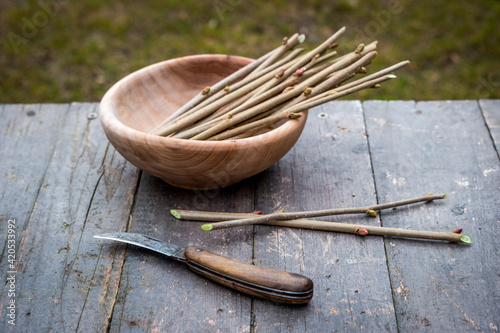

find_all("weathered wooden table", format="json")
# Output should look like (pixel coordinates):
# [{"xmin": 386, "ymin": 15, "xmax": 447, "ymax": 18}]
[{"xmin": 1, "ymin": 100, "xmax": 499, "ymax": 332}]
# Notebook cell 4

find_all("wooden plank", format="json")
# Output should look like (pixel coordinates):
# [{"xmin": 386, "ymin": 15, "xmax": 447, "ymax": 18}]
[
  {"xmin": 0, "ymin": 103, "xmax": 69, "ymax": 328},
  {"xmin": 479, "ymin": 99, "xmax": 500, "ymax": 153},
  {"xmin": 252, "ymin": 101, "xmax": 397, "ymax": 332},
  {"xmin": 0, "ymin": 104, "xmax": 68, "ymax": 259},
  {"xmin": 0, "ymin": 103, "xmax": 140, "ymax": 331},
  {"xmin": 109, "ymin": 174, "xmax": 256, "ymax": 332},
  {"xmin": 364, "ymin": 100, "xmax": 500, "ymax": 332}
]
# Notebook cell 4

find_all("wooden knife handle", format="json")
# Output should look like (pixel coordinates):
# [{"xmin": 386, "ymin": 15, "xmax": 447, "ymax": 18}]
[{"xmin": 184, "ymin": 247, "xmax": 313, "ymax": 304}]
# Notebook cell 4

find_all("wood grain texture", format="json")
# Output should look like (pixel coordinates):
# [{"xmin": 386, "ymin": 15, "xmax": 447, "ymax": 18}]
[
  {"xmin": 99, "ymin": 54, "xmax": 308, "ymax": 190},
  {"xmin": 479, "ymin": 99, "xmax": 500, "ymax": 154},
  {"xmin": 0, "ymin": 104, "xmax": 68, "ymax": 296},
  {"xmin": 0, "ymin": 103, "xmax": 140, "ymax": 332},
  {"xmin": 252, "ymin": 101, "xmax": 397, "ymax": 332},
  {"xmin": 108, "ymin": 173, "xmax": 256, "ymax": 332},
  {"xmin": 184, "ymin": 247, "xmax": 313, "ymax": 304},
  {"xmin": 2, "ymin": 101, "xmax": 499, "ymax": 332},
  {"xmin": 364, "ymin": 100, "xmax": 500, "ymax": 332}
]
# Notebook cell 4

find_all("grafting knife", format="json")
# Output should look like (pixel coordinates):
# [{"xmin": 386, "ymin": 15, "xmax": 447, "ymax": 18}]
[{"xmin": 94, "ymin": 232, "xmax": 313, "ymax": 304}]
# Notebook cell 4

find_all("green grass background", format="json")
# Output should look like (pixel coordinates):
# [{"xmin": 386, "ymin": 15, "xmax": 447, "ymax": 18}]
[{"xmin": 1, "ymin": 0, "xmax": 499, "ymax": 103}]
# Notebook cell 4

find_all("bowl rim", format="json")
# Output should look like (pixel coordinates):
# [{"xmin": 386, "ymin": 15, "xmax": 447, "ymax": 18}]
[{"xmin": 99, "ymin": 54, "xmax": 308, "ymax": 148}]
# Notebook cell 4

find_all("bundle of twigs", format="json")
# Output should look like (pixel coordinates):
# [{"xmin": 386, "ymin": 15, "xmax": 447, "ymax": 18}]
[{"xmin": 150, "ymin": 26, "xmax": 409, "ymax": 141}]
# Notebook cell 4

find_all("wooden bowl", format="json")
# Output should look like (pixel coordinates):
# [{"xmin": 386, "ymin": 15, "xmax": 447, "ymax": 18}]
[{"xmin": 99, "ymin": 54, "xmax": 308, "ymax": 190}]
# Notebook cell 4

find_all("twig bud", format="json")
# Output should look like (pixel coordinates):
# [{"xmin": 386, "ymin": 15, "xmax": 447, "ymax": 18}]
[
  {"xmin": 288, "ymin": 113, "xmax": 302, "ymax": 119},
  {"xmin": 283, "ymin": 86, "xmax": 295, "ymax": 92},
  {"xmin": 253, "ymin": 210, "xmax": 263, "ymax": 215},
  {"xmin": 303, "ymin": 87, "xmax": 313, "ymax": 96},
  {"xmin": 453, "ymin": 228, "xmax": 463, "ymax": 234},
  {"xmin": 355, "ymin": 44, "xmax": 365, "ymax": 53},
  {"xmin": 226, "ymin": 113, "xmax": 233, "ymax": 119},
  {"xmin": 202, "ymin": 86, "xmax": 211, "ymax": 95},
  {"xmin": 282, "ymin": 36, "xmax": 288, "ymax": 45},
  {"xmin": 372, "ymin": 84, "xmax": 381, "ymax": 89},
  {"xmin": 367, "ymin": 210, "xmax": 377, "ymax": 217},
  {"xmin": 224, "ymin": 85, "xmax": 230, "ymax": 92},
  {"xmin": 275, "ymin": 68, "xmax": 285, "ymax": 79},
  {"xmin": 328, "ymin": 43, "xmax": 339, "ymax": 49},
  {"xmin": 279, "ymin": 209, "xmax": 285, "ymax": 213},
  {"xmin": 294, "ymin": 68, "xmax": 306, "ymax": 76},
  {"xmin": 358, "ymin": 67, "xmax": 367, "ymax": 74},
  {"xmin": 356, "ymin": 228, "xmax": 369, "ymax": 236}
]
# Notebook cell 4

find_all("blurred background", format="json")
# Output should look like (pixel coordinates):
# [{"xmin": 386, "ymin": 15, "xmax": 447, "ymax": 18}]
[{"xmin": 1, "ymin": 0, "xmax": 499, "ymax": 103}]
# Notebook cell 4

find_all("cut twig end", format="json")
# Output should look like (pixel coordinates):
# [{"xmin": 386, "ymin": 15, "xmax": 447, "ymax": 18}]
[
  {"xmin": 460, "ymin": 235, "xmax": 471, "ymax": 244},
  {"xmin": 298, "ymin": 34, "xmax": 306, "ymax": 43},
  {"xmin": 201, "ymin": 224, "xmax": 213, "ymax": 231},
  {"xmin": 170, "ymin": 209, "xmax": 181, "ymax": 219}
]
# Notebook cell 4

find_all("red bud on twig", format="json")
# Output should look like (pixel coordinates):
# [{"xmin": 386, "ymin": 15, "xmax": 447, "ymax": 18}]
[
  {"xmin": 294, "ymin": 68, "xmax": 306, "ymax": 76},
  {"xmin": 356, "ymin": 228, "xmax": 369, "ymax": 236}
]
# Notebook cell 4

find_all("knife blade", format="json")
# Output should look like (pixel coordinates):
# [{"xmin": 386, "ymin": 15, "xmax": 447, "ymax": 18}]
[{"xmin": 94, "ymin": 232, "xmax": 313, "ymax": 304}]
